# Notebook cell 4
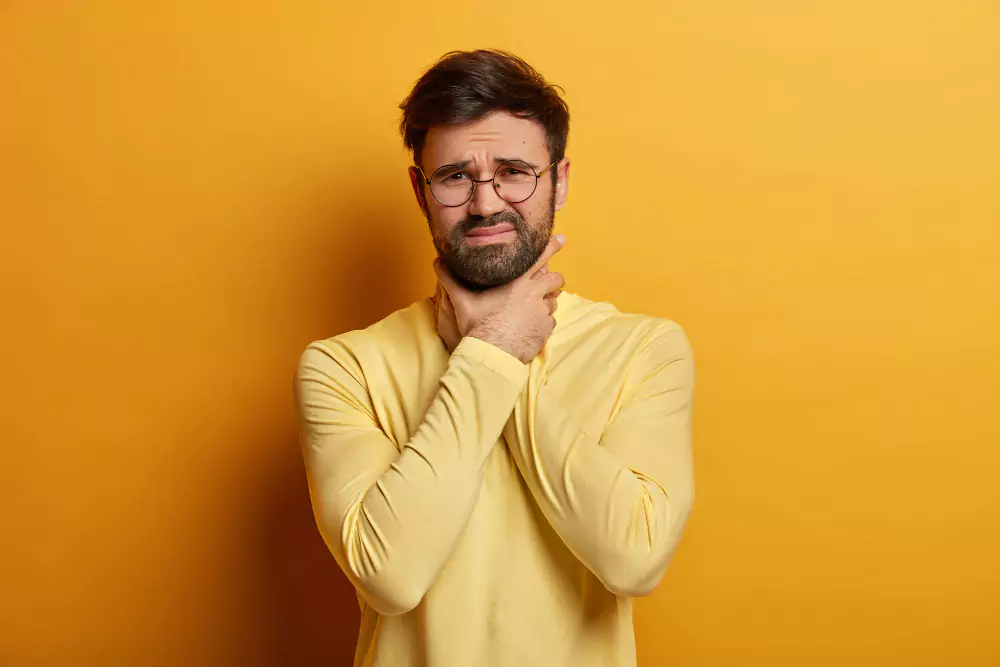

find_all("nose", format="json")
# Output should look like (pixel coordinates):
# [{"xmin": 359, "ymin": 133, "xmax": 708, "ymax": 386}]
[{"xmin": 467, "ymin": 177, "xmax": 506, "ymax": 218}]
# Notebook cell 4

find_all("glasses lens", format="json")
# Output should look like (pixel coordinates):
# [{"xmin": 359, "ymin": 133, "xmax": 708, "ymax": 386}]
[
  {"xmin": 429, "ymin": 165, "xmax": 473, "ymax": 206},
  {"xmin": 494, "ymin": 160, "xmax": 538, "ymax": 203}
]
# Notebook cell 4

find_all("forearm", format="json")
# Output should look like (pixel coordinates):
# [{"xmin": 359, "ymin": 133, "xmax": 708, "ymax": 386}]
[
  {"xmin": 299, "ymin": 336, "xmax": 527, "ymax": 615},
  {"xmin": 503, "ymin": 340, "xmax": 694, "ymax": 596}
]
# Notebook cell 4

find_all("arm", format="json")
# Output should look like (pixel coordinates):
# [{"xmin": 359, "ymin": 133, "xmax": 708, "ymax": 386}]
[
  {"xmin": 502, "ymin": 323, "xmax": 695, "ymax": 597},
  {"xmin": 295, "ymin": 334, "xmax": 527, "ymax": 616}
]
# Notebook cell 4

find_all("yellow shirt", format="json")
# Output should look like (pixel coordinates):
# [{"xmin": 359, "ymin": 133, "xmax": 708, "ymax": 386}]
[{"xmin": 294, "ymin": 290, "xmax": 695, "ymax": 667}]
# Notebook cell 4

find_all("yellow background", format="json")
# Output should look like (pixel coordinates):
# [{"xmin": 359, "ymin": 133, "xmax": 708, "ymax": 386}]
[{"xmin": 2, "ymin": 2, "xmax": 998, "ymax": 665}]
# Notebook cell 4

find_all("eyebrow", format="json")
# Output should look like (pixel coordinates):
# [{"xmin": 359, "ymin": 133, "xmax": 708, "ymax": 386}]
[{"xmin": 438, "ymin": 157, "xmax": 540, "ymax": 171}]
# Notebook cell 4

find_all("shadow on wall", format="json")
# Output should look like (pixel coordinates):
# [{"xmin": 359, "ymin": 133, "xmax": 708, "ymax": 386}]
[
  {"xmin": 256, "ymin": 443, "xmax": 361, "ymax": 667},
  {"xmin": 253, "ymin": 182, "xmax": 422, "ymax": 667}
]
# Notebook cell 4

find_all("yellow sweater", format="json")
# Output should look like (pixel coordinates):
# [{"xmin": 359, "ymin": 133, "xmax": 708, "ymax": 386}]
[{"xmin": 294, "ymin": 291, "xmax": 695, "ymax": 667}]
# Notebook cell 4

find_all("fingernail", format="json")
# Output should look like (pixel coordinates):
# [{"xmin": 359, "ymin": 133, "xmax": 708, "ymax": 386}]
[{"xmin": 555, "ymin": 234, "xmax": 566, "ymax": 245}]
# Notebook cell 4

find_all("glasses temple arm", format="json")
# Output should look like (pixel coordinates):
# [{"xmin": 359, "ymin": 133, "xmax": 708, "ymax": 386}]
[{"xmin": 536, "ymin": 161, "xmax": 558, "ymax": 178}]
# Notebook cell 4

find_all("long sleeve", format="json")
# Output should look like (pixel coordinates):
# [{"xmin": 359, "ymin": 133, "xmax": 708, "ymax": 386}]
[
  {"xmin": 294, "ymin": 334, "xmax": 528, "ymax": 616},
  {"xmin": 502, "ymin": 323, "xmax": 695, "ymax": 597}
]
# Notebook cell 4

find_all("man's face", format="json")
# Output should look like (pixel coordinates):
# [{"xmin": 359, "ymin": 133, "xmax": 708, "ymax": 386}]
[{"xmin": 409, "ymin": 111, "xmax": 569, "ymax": 289}]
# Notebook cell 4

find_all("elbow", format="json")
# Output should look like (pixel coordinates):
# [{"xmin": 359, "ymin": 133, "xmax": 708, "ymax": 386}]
[
  {"xmin": 316, "ymin": 515, "xmax": 428, "ymax": 617},
  {"xmin": 334, "ymin": 545, "xmax": 428, "ymax": 616},
  {"xmin": 594, "ymin": 551, "xmax": 667, "ymax": 598},
  {"xmin": 342, "ymin": 543, "xmax": 430, "ymax": 616},
  {"xmin": 356, "ymin": 573, "xmax": 426, "ymax": 616},
  {"xmin": 595, "ymin": 492, "xmax": 695, "ymax": 598}
]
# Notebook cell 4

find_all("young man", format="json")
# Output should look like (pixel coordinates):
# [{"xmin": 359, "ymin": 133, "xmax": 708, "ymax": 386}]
[{"xmin": 294, "ymin": 49, "xmax": 695, "ymax": 667}]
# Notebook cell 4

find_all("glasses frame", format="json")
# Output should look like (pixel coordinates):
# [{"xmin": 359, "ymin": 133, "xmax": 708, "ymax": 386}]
[{"xmin": 417, "ymin": 159, "xmax": 558, "ymax": 207}]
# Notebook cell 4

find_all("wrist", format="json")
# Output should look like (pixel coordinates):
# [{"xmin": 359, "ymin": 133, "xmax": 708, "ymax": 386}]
[
  {"xmin": 467, "ymin": 330, "xmax": 522, "ymax": 364},
  {"xmin": 454, "ymin": 336, "xmax": 530, "ymax": 383}
]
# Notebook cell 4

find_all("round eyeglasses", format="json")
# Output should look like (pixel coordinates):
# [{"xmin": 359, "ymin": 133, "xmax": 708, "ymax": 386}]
[{"xmin": 417, "ymin": 159, "xmax": 557, "ymax": 207}]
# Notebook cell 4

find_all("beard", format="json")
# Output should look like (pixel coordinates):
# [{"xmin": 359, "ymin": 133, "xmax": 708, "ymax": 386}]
[{"xmin": 431, "ymin": 189, "xmax": 556, "ymax": 290}]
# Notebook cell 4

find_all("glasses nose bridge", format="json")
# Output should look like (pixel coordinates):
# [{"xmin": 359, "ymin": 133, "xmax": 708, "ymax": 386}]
[
  {"xmin": 467, "ymin": 172, "xmax": 502, "ymax": 206},
  {"xmin": 469, "ymin": 174, "xmax": 496, "ymax": 188}
]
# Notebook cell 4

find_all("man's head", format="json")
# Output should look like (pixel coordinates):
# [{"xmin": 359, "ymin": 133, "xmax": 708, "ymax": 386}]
[{"xmin": 400, "ymin": 49, "xmax": 571, "ymax": 289}]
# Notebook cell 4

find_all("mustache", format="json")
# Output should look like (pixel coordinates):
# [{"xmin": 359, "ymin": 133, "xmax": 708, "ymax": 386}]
[{"xmin": 458, "ymin": 210, "xmax": 524, "ymax": 235}]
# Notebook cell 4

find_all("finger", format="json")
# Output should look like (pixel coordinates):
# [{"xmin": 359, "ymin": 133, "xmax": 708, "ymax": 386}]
[
  {"xmin": 546, "ymin": 295, "xmax": 558, "ymax": 315},
  {"xmin": 535, "ymin": 270, "xmax": 566, "ymax": 295},
  {"xmin": 525, "ymin": 234, "xmax": 565, "ymax": 278},
  {"xmin": 538, "ymin": 263, "xmax": 548, "ymax": 274}
]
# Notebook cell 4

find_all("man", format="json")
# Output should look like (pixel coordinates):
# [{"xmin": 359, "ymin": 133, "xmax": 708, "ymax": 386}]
[{"xmin": 294, "ymin": 49, "xmax": 695, "ymax": 667}]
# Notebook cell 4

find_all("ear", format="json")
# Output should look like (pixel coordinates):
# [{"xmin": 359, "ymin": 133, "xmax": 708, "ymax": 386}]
[
  {"xmin": 408, "ymin": 166, "xmax": 429, "ymax": 215},
  {"xmin": 553, "ymin": 157, "xmax": 571, "ymax": 212}
]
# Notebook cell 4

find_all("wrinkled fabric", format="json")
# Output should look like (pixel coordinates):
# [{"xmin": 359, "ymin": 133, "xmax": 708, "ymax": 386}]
[{"xmin": 294, "ymin": 291, "xmax": 695, "ymax": 667}]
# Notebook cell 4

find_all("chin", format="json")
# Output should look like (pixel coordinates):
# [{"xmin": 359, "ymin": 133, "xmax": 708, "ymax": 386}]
[
  {"xmin": 448, "ymin": 251, "xmax": 521, "ymax": 289},
  {"xmin": 452, "ymin": 270, "xmax": 510, "ymax": 292}
]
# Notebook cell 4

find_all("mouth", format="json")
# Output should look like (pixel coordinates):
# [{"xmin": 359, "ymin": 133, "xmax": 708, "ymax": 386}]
[{"xmin": 465, "ymin": 223, "xmax": 516, "ymax": 246}]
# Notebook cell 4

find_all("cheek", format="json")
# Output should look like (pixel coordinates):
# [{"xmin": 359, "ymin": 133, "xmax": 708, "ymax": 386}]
[
  {"xmin": 520, "ymin": 180, "xmax": 556, "ymax": 220},
  {"xmin": 513, "ymin": 199, "xmax": 544, "ymax": 224},
  {"xmin": 429, "ymin": 206, "xmax": 465, "ymax": 237}
]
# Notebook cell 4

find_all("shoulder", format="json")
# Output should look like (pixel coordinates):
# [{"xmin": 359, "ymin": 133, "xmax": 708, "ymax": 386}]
[
  {"xmin": 296, "ymin": 297, "xmax": 434, "ymax": 383},
  {"xmin": 565, "ymin": 292, "xmax": 692, "ymax": 359}
]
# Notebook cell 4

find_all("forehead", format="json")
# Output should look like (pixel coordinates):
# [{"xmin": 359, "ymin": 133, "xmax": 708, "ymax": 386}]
[{"xmin": 422, "ymin": 111, "xmax": 548, "ymax": 168}]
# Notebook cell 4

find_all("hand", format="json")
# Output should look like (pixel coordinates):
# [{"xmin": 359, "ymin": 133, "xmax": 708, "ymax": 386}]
[
  {"xmin": 434, "ymin": 234, "xmax": 567, "ymax": 364},
  {"xmin": 433, "ymin": 281, "xmax": 462, "ymax": 354}
]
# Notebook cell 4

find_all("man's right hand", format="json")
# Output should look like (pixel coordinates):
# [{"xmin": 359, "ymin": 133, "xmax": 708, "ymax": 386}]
[{"xmin": 434, "ymin": 234, "xmax": 567, "ymax": 364}]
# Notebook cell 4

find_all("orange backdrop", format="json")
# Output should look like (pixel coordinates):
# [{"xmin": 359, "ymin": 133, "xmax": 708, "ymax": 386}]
[{"xmin": 2, "ymin": 2, "xmax": 998, "ymax": 665}]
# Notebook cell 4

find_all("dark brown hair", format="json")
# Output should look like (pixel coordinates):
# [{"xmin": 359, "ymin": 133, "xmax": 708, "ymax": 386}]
[{"xmin": 399, "ymin": 49, "xmax": 570, "ymax": 170}]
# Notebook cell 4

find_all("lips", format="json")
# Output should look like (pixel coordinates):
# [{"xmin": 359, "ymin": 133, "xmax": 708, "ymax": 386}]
[{"xmin": 466, "ymin": 223, "xmax": 515, "ymax": 237}]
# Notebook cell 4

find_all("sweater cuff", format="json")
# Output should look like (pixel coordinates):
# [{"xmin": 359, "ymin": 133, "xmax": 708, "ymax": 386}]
[{"xmin": 452, "ymin": 336, "xmax": 529, "ymax": 386}]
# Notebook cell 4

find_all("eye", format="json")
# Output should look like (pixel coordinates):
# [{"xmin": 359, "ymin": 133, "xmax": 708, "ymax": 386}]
[
  {"xmin": 497, "ymin": 160, "xmax": 535, "ymax": 179},
  {"xmin": 430, "ymin": 166, "xmax": 470, "ymax": 184}
]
